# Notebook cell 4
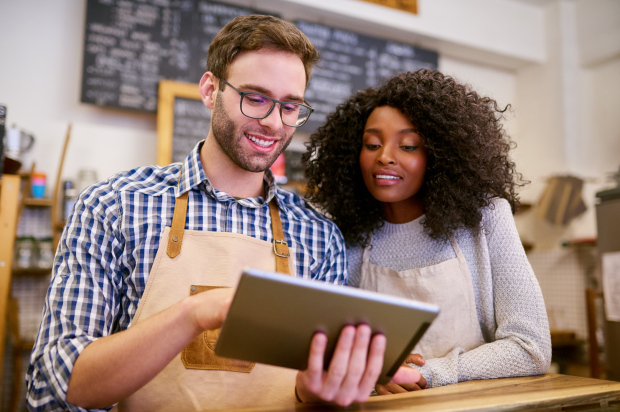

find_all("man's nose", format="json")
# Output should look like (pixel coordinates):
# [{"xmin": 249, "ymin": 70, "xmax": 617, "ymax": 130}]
[{"xmin": 258, "ymin": 105, "xmax": 284, "ymax": 130}]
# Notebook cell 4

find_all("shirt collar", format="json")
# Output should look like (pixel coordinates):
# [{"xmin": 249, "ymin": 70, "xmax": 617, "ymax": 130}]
[
  {"xmin": 176, "ymin": 140, "xmax": 283, "ymax": 210},
  {"xmin": 176, "ymin": 140, "xmax": 208, "ymax": 197}
]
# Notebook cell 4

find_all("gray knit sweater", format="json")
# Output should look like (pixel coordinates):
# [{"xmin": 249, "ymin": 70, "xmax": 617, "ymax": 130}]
[{"xmin": 347, "ymin": 198, "xmax": 551, "ymax": 388}]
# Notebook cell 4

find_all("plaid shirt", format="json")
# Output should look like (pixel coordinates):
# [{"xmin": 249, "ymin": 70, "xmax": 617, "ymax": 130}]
[{"xmin": 26, "ymin": 141, "xmax": 347, "ymax": 412}]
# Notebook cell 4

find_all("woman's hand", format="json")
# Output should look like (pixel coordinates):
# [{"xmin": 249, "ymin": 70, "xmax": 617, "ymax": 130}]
[{"xmin": 375, "ymin": 353, "xmax": 428, "ymax": 395}]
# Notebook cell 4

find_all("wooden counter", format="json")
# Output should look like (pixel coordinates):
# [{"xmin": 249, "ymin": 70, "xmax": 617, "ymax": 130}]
[{"xmin": 216, "ymin": 374, "xmax": 620, "ymax": 412}]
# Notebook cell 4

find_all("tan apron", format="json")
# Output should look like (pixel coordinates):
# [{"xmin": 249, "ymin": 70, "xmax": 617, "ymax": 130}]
[
  {"xmin": 359, "ymin": 235, "xmax": 485, "ymax": 360},
  {"xmin": 113, "ymin": 188, "xmax": 298, "ymax": 412}
]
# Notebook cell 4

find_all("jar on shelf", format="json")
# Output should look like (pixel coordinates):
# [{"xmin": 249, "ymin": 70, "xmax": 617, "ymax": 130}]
[
  {"xmin": 76, "ymin": 169, "xmax": 98, "ymax": 195},
  {"xmin": 14, "ymin": 236, "xmax": 37, "ymax": 269},
  {"xmin": 37, "ymin": 238, "xmax": 54, "ymax": 269}
]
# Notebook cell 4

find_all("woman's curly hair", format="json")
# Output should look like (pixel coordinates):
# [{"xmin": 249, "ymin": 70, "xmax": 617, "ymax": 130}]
[{"xmin": 303, "ymin": 69, "xmax": 527, "ymax": 247}]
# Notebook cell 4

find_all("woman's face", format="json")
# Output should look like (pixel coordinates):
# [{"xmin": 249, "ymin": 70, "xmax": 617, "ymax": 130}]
[{"xmin": 359, "ymin": 106, "xmax": 427, "ymax": 205}]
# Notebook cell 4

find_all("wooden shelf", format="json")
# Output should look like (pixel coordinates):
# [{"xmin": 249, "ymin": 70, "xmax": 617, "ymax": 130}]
[
  {"xmin": 22, "ymin": 197, "xmax": 53, "ymax": 207},
  {"xmin": 515, "ymin": 202, "xmax": 533, "ymax": 215},
  {"xmin": 12, "ymin": 268, "xmax": 52, "ymax": 277}
]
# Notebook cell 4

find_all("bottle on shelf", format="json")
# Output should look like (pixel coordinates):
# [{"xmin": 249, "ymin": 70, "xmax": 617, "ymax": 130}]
[{"xmin": 63, "ymin": 180, "xmax": 77, "ymax": 221}]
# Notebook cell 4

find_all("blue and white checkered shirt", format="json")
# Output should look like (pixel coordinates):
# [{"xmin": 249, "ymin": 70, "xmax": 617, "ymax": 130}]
[{"xmin": 26, "ymin": 140, "xmax": 347, "ymax": 412}]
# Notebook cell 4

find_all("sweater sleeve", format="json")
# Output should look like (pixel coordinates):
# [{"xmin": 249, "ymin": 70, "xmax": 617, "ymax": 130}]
[{"xmin": 411, "ymin": 199, "xmax": 551, "ymax": 388}]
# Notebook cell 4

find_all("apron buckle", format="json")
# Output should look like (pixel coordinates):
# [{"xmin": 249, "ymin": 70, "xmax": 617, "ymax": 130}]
[{"xmin": 272, "ymin": 239, "xmax": 290, "ymax": 258}]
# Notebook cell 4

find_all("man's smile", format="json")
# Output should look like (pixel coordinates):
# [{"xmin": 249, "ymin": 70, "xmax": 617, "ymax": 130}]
[{"xmin": 245, "ymin": 132, "xmax": 277, "ymax": 148}]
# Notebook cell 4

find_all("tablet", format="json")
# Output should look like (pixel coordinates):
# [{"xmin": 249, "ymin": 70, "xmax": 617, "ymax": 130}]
[{"xmin": 215, "ymin": 268, "xmax": 439, "ymax": 384}]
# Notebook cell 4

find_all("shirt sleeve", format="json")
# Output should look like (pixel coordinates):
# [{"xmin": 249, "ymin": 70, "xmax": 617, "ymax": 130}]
[
  {"xmin": 316, "ymin": 222, "xmax": 348, "ymax": 286},
  {"xmin": 410, "ymin": 198, "xmax": 552, "ymax": 388},
  {"xmin": 26, "ymin": 177, "xmax": 125, "ymax": 412}
]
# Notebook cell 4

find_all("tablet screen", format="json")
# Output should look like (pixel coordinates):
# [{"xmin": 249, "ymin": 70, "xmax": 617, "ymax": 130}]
[{"xmin": 215, "ymin": 267, "xmax": 439, "ymax": 384}]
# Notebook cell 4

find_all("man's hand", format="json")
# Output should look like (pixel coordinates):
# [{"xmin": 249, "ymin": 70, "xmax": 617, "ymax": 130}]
[
  {"xmin": 187, "ymin": 287, "xmax": 236, "ymax": 333},
  {"xmin": 295, "ymin": 325, "xmax": 423, "ymax": 406},
  {"xmin": 67, "ymin": 287, "xmax": 236, "ymax": 408},
  {"xmin": 375, "ymin": 353, "xmax": 428, "ymax": 395}
]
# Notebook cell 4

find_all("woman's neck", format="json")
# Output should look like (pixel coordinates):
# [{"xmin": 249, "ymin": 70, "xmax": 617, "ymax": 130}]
[{"xmin": 382, "ymin": 196, "xmax": 424, "ymax": 224}]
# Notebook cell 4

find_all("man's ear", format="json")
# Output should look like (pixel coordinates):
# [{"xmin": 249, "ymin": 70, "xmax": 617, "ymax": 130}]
[{"xmin": 200, "ymin": 72, "xmax": 218, "ymax": 110}]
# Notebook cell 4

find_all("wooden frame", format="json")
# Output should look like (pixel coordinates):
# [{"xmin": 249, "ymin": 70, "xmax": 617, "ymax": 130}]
[
  {"xmin": 0, "ymin": 175, "xmax": 21, "ymax": 389},
  {"xmin": 157, "ymin": 80, "xmax": 202, "ymax": 166},
  {"xmin": 360, "ymin": 0, "xmax": 418, "ymax": 15}
]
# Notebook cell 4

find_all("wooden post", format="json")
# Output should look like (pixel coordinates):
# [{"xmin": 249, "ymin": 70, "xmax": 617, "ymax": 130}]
[
  {"xmin": 0, "ymin": 174, "xmax": 21, "ymax": 387},
  {"xmin": 52, "ymin": 124, "xmax": 72, "ymax": 249},
  {"xmin": 586, "ymin": 288, "xmax": 603, "ymax": 379}
]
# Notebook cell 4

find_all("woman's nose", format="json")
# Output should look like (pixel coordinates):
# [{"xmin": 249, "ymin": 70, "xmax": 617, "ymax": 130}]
[{"xmin": 377, "ymin": 147, "xmax": 396, "ymax": 165}]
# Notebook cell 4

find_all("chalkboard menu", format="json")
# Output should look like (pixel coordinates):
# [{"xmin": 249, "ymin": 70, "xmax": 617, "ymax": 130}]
[
  {"xmin": 81, "ymin": 0, "xmax": 275, "ymax": 112},
  {"xmin": 172, "ymin": 97, "xmax": 210, "ymax": 163},
  {"xmin": 296, "ymin": 20, "xmax": 438, "ymax": 133}
]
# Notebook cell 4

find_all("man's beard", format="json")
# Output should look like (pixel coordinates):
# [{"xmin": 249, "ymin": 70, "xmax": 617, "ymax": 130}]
[{"xmin": 211, "ymin": 94, "xmax": 292, "ymax": 173}]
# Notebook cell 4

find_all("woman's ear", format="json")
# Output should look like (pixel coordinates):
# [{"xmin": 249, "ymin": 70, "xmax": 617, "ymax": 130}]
[{"xmin": 199, "ymin": 72, "xmax": 218, "ymax": 110}]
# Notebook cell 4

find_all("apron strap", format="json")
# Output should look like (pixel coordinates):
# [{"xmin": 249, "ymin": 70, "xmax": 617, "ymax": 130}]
[
  {"xmin": 448, "ymin": 235, "xmax": 467, "ymax": 265},
  {"xmin": 361, "ymin": 235, "xmax": 372, "ymax": 263},
  {"xmin": 166, "ymin": 186, "xmax": 291, "ymax": 275},
  {"xmin": 167, "ymin": 191, "xmax": 189, "ymax": 258},
  {"xmin": 269, "ymin": 198, "xmax": 291, "ymax": 275}
]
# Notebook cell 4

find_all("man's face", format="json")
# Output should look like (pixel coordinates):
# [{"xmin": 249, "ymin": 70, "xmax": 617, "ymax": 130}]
[{"xmin": 209, "ymin": 50, "xmax": 307, "ymax": 173}]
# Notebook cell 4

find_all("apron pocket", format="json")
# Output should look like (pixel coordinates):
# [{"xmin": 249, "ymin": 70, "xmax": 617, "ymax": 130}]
[{"xmin": 181, "ymin": 285, "xmax": 255, "ymax": 372}]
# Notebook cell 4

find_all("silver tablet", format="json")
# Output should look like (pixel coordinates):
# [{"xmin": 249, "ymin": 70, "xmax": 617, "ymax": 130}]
[{"xmin": 215, "ymin": 268, "xmax": 439, "ymax": 384}]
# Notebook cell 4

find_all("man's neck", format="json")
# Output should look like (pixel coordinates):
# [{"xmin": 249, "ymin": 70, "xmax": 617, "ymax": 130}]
[{"xmin": 199, "ymin": 134, "xmax": 266, "ymax": 198}]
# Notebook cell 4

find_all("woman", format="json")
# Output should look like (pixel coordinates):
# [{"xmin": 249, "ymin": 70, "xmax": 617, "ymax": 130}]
[{"xmin": 304, "ymin": 70, "xmax": 551, "ymax": 393}]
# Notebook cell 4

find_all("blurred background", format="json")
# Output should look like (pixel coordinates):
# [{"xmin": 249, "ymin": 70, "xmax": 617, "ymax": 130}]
[{"xmin": 0, "ymin": 0, "xmax": 619, "ymax": 410}]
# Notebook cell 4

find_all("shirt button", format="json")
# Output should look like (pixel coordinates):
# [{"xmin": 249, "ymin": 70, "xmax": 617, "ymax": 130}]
[{"xmin": 55, "ymin": 277, "xmax": 63, "ymax": 284}]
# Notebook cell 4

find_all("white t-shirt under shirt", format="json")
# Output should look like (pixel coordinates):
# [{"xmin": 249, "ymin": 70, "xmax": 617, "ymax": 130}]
[{"xmin": 347, "ymin": 198, "xmax": 551, "ymax": 388}]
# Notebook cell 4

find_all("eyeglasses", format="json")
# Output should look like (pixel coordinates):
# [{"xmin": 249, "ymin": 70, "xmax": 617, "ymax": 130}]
[{"xmin": 218, "ymin": 78, "xmax": 314, "ymax": 128}]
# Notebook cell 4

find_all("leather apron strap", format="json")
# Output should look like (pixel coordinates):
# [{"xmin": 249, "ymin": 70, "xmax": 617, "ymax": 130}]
[
  {"xmin": 166, "ymin": 191, "xmax": 188, "ymax": 258},
  {"xmin": 269, "ymin": 199, "xmax": 291, "ymax": 275},
  {"xmin": 166, "ymin": 190, "xmax": 291, "ymax": 275}
]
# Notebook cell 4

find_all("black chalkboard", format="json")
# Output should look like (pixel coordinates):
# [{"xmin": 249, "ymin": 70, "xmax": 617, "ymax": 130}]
[
  {"xmin": 81, "ymin": 0, "xmax": 276, "ymax": 112},
  {"xmin": 172, "ymin": 96, "xmax": 210, "ymax": 163},
  {"xmin": 296, "ymin": 21, "xmax": 438, "ymax": 134}
]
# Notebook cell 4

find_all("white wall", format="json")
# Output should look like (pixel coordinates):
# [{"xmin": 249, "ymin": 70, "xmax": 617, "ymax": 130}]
[
  {"xmin": 1, "ymin": 0, "xmax": 618, "ymax": 250},
  {"xmin": 512, "ymin": 0, "xmax": 620, "ymax": 249},
  {"xmin": 0, "ymin": 0, "xmax": 157, "ymax": 188},
  {"xmin": 0, "ymin": 0, "xmax": 535, "ymax": 193}
]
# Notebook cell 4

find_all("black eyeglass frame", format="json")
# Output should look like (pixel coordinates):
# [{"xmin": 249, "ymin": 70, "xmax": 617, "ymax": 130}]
[{"xmin": 217, "ymin": 77, "xmax": 314, "ymax": 128}]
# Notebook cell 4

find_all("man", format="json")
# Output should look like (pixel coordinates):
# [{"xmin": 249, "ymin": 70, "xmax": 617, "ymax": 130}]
[{"xmin": 27, "ymin": 15, "xmax": 420, "ymax": 411}]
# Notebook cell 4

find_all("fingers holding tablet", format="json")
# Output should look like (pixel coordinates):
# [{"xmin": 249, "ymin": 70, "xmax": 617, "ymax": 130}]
[{"xmin": 295, "ymin": 325, "xmax": 387, "ymax": 406}]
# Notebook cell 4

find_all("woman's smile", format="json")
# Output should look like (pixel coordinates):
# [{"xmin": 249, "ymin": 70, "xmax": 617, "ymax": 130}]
[{"xmin": 373, "ymin": 169, "xmax": 403, "ymax": 185}]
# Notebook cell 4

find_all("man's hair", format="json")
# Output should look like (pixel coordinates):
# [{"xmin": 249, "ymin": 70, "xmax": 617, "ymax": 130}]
[{"xmin": 207, "ymin": 15, "xmax": 319, "ymax": 87}]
